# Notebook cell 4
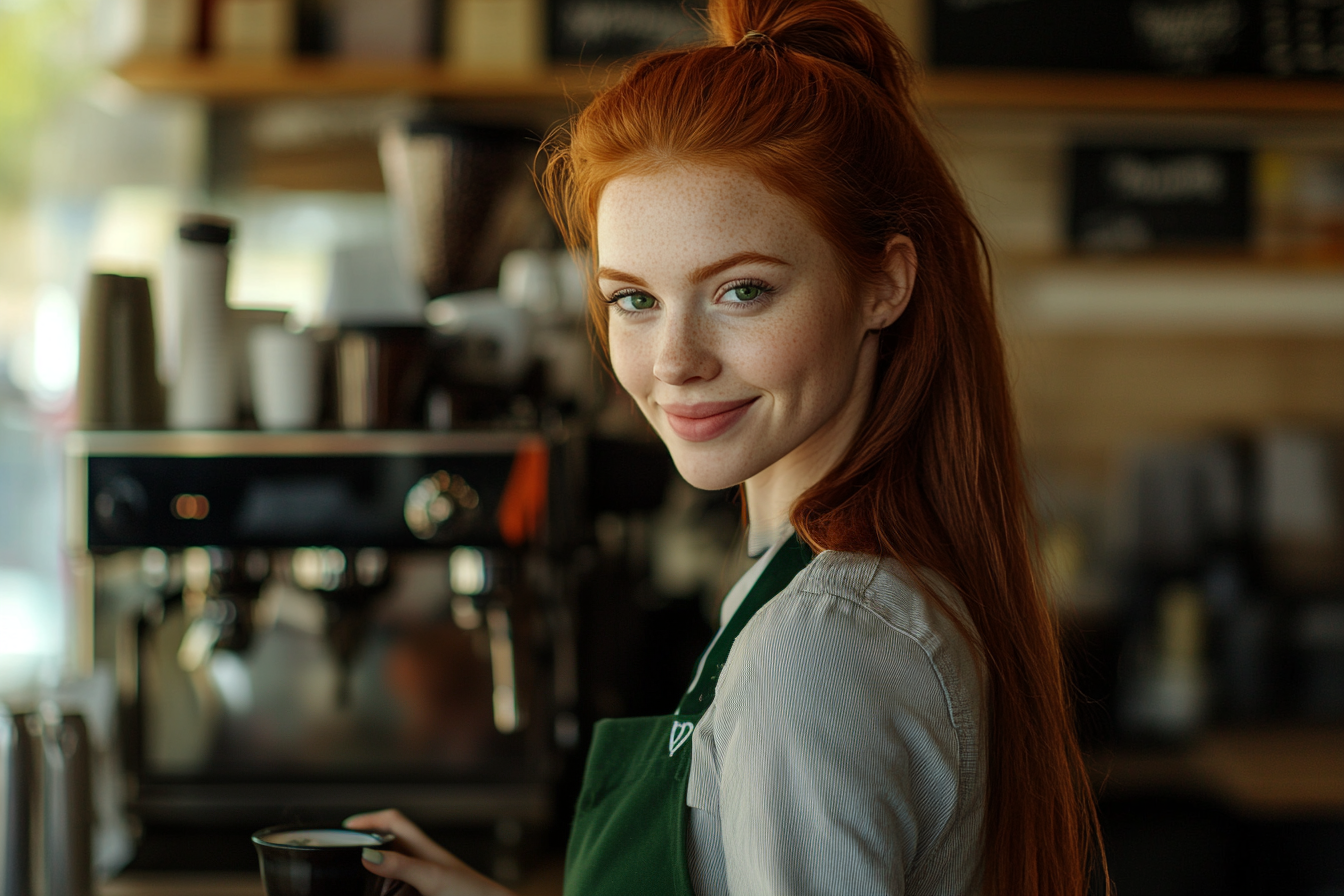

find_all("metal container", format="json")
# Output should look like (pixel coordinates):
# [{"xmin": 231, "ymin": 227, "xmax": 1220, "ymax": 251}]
[
  {"xmin": 78, "ymin": 273, "xmax": 165, "ymax": 431},
  {"xmin": 26, "ymin": 704, "xmax": 92, "ymax": 896},
  {"xmin": 335, "ymin": 326, "xmax": 430, "ymax": 429},
  {"xmin": 0, "ymin": 703, "xmax": 91, "ymax": 896},
  {"xmin": 0, "ymin": 705, "xmax": 32, "ymax": 896}
]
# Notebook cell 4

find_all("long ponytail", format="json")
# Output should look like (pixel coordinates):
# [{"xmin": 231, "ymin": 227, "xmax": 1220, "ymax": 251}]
[{"xmin": 540, "ymin": 2, "xmax": 1106, "ymax": 891}]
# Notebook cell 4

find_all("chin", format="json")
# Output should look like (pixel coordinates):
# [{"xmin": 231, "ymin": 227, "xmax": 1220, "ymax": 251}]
[{"xmin": 664, "ymin": 445, "xmax": 757, "ymax": 493}]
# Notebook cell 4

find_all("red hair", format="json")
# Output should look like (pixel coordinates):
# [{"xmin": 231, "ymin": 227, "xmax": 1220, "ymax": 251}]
[{"xmin": 540, "ymin": 1, "xmax": 1106, "ymax": 892}]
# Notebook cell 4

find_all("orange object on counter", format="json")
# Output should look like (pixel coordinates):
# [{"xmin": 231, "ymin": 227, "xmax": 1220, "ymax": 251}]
[{"xmin": 497, "ymin": 437, "xmax": 548, "ymax": 547}]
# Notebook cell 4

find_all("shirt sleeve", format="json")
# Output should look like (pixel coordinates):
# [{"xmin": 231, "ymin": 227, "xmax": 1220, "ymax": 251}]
[{"xmin": 701, "ymin": 586, "xmax": 974, "ymax": 896}]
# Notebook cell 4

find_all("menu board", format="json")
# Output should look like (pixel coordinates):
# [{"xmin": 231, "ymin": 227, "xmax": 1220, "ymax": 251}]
[
  {"xmin": 550, "ymin": 0, "xmax": 707, "ymax": 60},
  {"xmin": 1069, "ymin": 145, "xmax": 1252, "ymax": 251},
  {"xmin": 932, "ymin": 0, "xmax": 1344, "ymax": 78}
]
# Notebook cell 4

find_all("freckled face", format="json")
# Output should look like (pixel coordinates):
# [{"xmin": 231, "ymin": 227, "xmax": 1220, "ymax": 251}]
[{"xmin": 595, "ymin": 166, "xmax": 874, "ymax": 492}]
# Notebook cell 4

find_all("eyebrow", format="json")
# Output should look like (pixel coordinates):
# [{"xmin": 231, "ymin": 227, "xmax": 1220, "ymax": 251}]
[{"xmin": 597, "ymin": 251, "xmax": 792, "ymax": 288}]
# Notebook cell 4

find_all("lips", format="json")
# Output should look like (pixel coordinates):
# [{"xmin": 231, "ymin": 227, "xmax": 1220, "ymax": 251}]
[{"xmin": 660, "ymin": 398, "xmax": 757, "ymax": 442}]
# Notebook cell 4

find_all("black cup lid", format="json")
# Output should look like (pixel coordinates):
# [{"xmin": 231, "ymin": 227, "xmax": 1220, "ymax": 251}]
[{"xmin": 179, "ymin": 216, "xmax": 233, "ymax": 245}]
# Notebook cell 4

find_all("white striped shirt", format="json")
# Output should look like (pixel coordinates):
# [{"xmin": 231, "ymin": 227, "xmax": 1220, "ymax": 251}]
[{"xmin": 685, "ymin": 544, "xmax": 987, "ymax": 895}]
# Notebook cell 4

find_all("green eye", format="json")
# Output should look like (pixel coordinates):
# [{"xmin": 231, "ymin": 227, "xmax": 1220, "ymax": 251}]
[
  {"xmin": 618, "ymin": 292, "xmax": 655, "ymax": 311},
  {"xmin": 726, "ymin": 284, "xmax": 764, "ymax": 302}
]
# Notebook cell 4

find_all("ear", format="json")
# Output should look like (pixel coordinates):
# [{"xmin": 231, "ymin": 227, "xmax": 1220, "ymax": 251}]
[{"xmin": 863, "ymin": 235, "xmax": 917, "ymax": 332}]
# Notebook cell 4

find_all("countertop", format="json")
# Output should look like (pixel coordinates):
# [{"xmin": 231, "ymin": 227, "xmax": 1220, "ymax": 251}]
[
  {"xmin": 99, "ymin": 876, "xmax": 261, "ymax": 896},
  {"xmin": 1090, "ymin": 726, "xmax": 1344, "ymax": 816},
  {"xmin": 100, "ymin": 857, "xmax": 564, "ymax": 896}
]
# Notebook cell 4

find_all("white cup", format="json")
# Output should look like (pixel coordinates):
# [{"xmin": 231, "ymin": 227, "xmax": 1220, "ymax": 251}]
[
  {"xmin": 553, "ymin": 249, "xmax": 590, "ymax": 317},
  {"xmin": 499, "ymin": 249, "xmax": 558, "ymax": 314},
  {"xmin": 248, "ymin": 325, "xmax": 320, "ymax": 430}
]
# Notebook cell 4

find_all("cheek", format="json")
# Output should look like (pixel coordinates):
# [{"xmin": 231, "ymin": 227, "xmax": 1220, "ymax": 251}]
[
  {"xmin": 745, "ymin": 296, "xmax": 859, "ymax": 398},
  {"xmin": 608, "ymin": 324, "xmax": 651, "ymax": 397}
]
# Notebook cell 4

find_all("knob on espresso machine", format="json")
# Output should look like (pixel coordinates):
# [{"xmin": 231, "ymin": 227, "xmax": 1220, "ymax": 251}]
[
  {"xmin": 93, "ymin": 475, "xmax": 148, "ymax": 541},
  {"xmin": 404, "ymin": 470, "xmax": 480, "ymax": 541}
]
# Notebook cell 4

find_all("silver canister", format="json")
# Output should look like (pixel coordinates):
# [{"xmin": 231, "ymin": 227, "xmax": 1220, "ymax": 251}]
[
  {"xmin": 0, "ymin": 705, "xmax": 32, "ymax": 896},
  {"xmin": 77, "ymin": 273, "xmax": 166, "ymax": 431},
  {"xmin": 26, "ymin": 704, "xmax": 92, "ymax": 896}
]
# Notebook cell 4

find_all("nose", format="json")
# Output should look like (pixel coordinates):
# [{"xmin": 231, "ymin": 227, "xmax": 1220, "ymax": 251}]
[{"xmin": 651, "ymin": 306, "xmax": 719, "ymax": 386}]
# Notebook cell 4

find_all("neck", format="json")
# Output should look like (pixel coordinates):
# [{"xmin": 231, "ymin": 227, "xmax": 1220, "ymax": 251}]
[{"xmin": 743, "ymin": 335, "xmax": 878, "ymax": 537}]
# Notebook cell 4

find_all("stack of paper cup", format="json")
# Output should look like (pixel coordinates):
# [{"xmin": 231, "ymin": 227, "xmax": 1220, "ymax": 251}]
[{"xmin": 168, "ymin": 215, "xmax": 236, "ymax": 430}]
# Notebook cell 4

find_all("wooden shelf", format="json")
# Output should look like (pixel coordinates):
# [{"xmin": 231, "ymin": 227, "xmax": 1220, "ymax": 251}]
[
  {"xmin": 923, "ymin": 70, "xmax": 1344, "ymax": 114},
  {"xmin": 999, "ymin": 253, "xmax": 1344, "ymax": 333},
  {"xmin": 115, "ymin": 57, "xmax": 1344, "ymax": 113},
  {"xmin": 1001, "ymin": 250, "xmax": 1344, "ymax": 274},
  {"xmin": 113, "ymin": 57, "xmax": 611, "ymax": 101}
]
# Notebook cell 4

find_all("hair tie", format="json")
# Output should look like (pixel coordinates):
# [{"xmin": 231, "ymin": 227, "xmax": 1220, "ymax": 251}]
[{"xmin": 737, "ymin": 30, "xmax": 769, "ymax": 46}]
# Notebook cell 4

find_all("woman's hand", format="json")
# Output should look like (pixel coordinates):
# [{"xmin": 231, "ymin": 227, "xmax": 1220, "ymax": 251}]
[{"xmin": 345, "ymin": 808, "xmax": 516, "ymax": 896}]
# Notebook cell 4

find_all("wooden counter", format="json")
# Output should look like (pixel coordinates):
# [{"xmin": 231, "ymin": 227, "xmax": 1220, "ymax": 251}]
[
  {"xmin": 99, "ymin": 857, "xmax": 564, "ymax": 896},
  {"xmin": 99, "ymin": 875, "xmax": 261, "ymax": 896},
  {"xmin": 1090, "ymin": 727, "xmax": 1344, "ymax": 817}
]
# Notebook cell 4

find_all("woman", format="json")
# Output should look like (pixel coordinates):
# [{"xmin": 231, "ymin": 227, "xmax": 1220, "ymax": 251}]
[{"xmin": 347, "ymin": 0, "xmax": 1105, "ymax": 892}]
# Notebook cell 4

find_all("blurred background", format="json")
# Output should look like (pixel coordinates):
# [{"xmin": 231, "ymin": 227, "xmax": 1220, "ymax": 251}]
[{"xmin": 0, "ymin": 0, "xmax": 1342, "ymax": 894}]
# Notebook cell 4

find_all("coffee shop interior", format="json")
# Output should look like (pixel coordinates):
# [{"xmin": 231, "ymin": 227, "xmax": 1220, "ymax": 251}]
[{"xmin": 1, "ymin": 0, "xmax": 1343, "ymax": 893}]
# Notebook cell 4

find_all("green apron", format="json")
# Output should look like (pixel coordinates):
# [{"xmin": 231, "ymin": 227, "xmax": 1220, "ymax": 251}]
[{"xmin": 564, "ymin": 536, "xmax": 814, "ymax": 896}]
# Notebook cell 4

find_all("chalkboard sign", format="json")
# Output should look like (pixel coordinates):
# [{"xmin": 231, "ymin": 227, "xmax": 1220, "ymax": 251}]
[
  {"xmin": 550, "ymin": 0, "xmax": 706, "ymax": 61},
  {"xmin": 1261, "ymin": 0, "xmax": 1344, "ymax": 77},
  {"xmin": 1069, "ymin": 146, "xmax": 1252, "ymax": 251},
  {"xmin": 932, "ymin": 0, "xmax": 1344, "ymax": 78}
]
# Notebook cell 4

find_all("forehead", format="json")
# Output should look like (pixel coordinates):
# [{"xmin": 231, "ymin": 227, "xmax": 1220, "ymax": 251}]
[{"xmin": 595, "ymin": 166, "xmax": 826, "ymax": 274}]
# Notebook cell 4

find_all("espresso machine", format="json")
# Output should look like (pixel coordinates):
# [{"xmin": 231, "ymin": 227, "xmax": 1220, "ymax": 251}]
[{"xmin": 65, "ymin": 429, "xmax": 581, "ymax": 873}]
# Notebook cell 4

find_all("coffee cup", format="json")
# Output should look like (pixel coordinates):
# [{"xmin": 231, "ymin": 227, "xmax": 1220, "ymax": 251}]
[
  {"xmin": 248, "ymin": 325, "xmax": 320, "ymax": 430},
  {"xmin": 252, "ymin": 825, "xmax": 405, "ymax": 896}
]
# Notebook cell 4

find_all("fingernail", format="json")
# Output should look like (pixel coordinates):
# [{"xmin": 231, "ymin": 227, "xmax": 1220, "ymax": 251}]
[{"xmin": 362, "ymin": 848, "xmax": 383, "ymax": 865}]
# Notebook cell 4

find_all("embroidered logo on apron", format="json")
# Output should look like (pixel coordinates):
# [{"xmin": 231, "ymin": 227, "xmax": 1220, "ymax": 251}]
[{"xmin": 668, "ymin": 720, "xmax": 694, "ymax": 757}]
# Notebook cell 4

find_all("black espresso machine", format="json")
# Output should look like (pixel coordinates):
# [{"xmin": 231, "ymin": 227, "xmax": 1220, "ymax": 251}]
[{"xmin": 65, "ymin": 429, "xmax": 581, "ymax": 873}]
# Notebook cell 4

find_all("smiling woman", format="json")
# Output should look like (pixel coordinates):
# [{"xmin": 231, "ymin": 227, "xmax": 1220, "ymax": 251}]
[
  {"xmin": 596, "ymin": 167, "xmax": 914, "ymax": 535},
  {"xmin": 345, "ymin": 0, "xmax": 1107, "ymax": 893}
]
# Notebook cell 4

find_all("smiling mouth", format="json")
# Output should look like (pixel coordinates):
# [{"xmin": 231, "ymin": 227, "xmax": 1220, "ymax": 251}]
[{"xmin": 660, "ymin": 398, "xmax": 758, "ymax": 442}]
